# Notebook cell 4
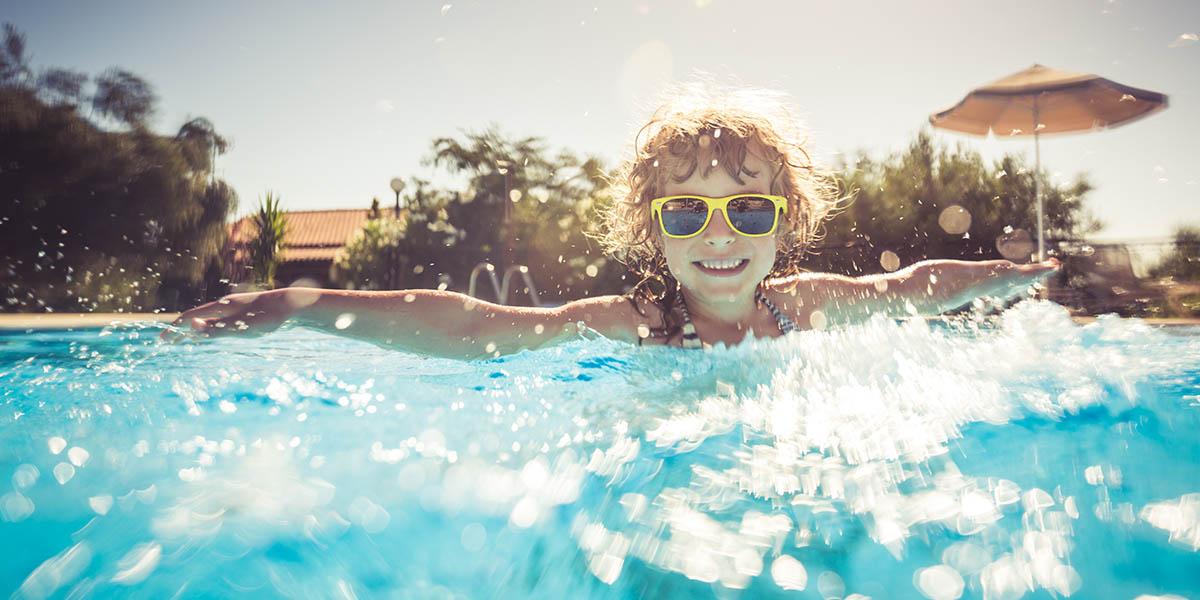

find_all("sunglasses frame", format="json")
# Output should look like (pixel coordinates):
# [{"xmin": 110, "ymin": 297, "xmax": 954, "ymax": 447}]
[{"xmin": 650, "ymin": 193, "xmax": 788, "ymax": 239}]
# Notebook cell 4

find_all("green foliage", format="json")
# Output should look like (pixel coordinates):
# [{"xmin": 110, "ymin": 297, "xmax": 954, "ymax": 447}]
[
  {"xmin": 249, "ymin": 192, "xmax": 287, "ymax": 287},
  {"xmin": 91, "ymin": 68, "xmax": 157, "ymax": 129},
  {"xmin": 331, "ymin": 217, "xmax": 407, "ymax": 290},
  {"xmin": 809, "ymin": 130, "xmax": 1100, "ymax": 274},
  {"xmin": 0, "ymin": 23, "xmax": 236, "ymax": 312},
  {"xmin": 0, "ymin": 23, "xmax": 31, "ymax": 86},
  {"xmin": 420, "ymin": 127, "xmax": 624, "ymax": 302},
  {"xmin": 1150, "ymin": 226, "xmax": 1200, "ymax": 281}
]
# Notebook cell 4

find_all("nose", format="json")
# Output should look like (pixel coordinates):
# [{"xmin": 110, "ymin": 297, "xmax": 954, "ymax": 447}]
[{"xmin": 702, "ymin": 210, "xmax": 736, "ymax": 247}]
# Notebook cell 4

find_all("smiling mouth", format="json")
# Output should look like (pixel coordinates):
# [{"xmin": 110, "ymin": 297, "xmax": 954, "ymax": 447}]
[{"xmin": 693, "ymin": 258, "xmax": 749, "ymax": 276}]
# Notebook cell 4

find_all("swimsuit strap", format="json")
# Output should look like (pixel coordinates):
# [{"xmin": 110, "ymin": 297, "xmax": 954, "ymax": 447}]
[
  {"xmin": 675, "ymin": 289, "xmax": 797, "ymax": 349},
  {"xmin": 755, "ymin": 289, "xmax": 799, "ymax": 334},
  {"xmin": 676, "ymin": 296, "xmax": 704, "ymax": 349}
]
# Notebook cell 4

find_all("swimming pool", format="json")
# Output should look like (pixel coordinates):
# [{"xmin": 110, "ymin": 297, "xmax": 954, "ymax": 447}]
[{"xmin": 2, "ymin": 301, "xmax": 1198, "ymax": 599}]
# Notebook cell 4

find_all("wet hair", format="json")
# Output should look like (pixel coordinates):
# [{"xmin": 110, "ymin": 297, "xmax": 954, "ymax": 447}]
[{"xmin": 595, "ymin": 81, "xmax": 846, "ymax": 343}]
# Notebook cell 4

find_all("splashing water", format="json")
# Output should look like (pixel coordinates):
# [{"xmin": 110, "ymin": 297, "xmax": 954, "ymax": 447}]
[{"xmin": 2, "ymin": 302, "xmax": 1199, "ymax": 598}]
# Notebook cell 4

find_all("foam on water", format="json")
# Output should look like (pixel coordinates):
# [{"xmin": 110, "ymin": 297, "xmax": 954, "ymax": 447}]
[{"xmin": 1, "ymin": 301, "xmax": 1199, "ymax": 598}]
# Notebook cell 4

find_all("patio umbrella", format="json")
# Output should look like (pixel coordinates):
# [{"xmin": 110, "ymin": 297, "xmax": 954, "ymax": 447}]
[{"xmin": 929, "ymin": 64, "xmax": 1168, "ymax": 261}]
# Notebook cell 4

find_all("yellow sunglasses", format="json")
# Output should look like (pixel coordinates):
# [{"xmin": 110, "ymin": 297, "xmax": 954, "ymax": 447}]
[{"xmin": 650, "ymin": 194, "xmax": 788, "ymax": 239}]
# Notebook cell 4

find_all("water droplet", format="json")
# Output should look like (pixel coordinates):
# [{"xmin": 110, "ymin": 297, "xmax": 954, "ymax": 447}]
[
  {"xmin": 585, "ymin": 265, "xmax": 599, "ymax": 277},
  {"xmin": 67, "ymin": 447, "xmax": 90, "ymax": 467},
  {"xmin": 48, "ymin": 436, "xmax": 67, "ymax": 455},
  {"xmin": 808, "ymin": 310, "xmax": 827, "ymax": 331},
  {"xmin": 636, "ymin": 324, "xmax": 650, "ymax": 338},
  {"xmin": 484, "ymin": 342, "xmax": 497, "ymax": 353},
  {"xmin": 0, "ymin": 492, "xmax": 34, "ymax": 522},
  {"xmin": 770, "ymin": 555, "xmax": 807, "ymax": 590},
  {"xmin": 12, "ymin": 464, "xmax": 39, "ymax": 489},
  {"xmin": 817, "ymin": 571, "xmax": 845, "ymax": 599},
  {"xmin": 938, "ymin": 205, "xmax": 972, "ymax": 235},
  {"xmin": 88, "ymin": 495, "xmax": 113, "ymax": 515},
  {"xmin": 53, "ymin": 463, "xmax": 75, "ymax": 484},
  {"xmin": 441, "ymin": 3, "xmax": 452, "ymax": 16},
  {"xmin": 510, "ymin": 496, "xmax": 539, "ymax": 528},
  {"xmin": 404, "ymin": 293, "xmax": 416, "ymax": 303},
  {"xmin": 334, "ymin": 313, "xmax": 356, "ymax": 330},
  {"xmin": 914, "ymin": 564, "xmax": 964, "ymax": 600},
  {"xmin": 509, "ymin": 189, "xmax": 523, "ymax": 203},
  {"xmin": 461, "ymin": 522, "xmax": 487, "ymax": 551},
  {"xmin": 1169, "ymin": 32, "xmax": 1199, "ymax": 47},
  {"xmin": 880, "ymin": 251, "xmax": 901, "ymax": 272}
]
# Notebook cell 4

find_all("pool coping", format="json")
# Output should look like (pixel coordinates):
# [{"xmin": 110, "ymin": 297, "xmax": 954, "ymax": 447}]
[
  {"xmin": 2, "ymin": 313, "xmax": 1199, "ymax": 332},
  {"xmin": 0, "ymin": 313, "xmax": 177, "ymax": 331}
]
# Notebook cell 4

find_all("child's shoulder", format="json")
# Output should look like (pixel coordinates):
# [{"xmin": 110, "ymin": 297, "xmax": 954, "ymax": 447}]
[
  {"xmin": 762, "ymin": 272, "xmax": 863, "ymax": 324},
  {"xmin": 556, "ymin": 294, "xmax": 663, "ymax": 342}
]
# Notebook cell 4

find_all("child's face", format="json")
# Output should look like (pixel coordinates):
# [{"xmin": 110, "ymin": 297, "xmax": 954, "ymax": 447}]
[{"xmin": 656, "ymin": 152, "xmax": 778, "ymax": 305}]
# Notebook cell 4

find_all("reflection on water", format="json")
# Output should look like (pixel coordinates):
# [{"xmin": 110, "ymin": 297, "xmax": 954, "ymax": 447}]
[{"xmin": 1, "ymin": 301, "xmax": 1199, "ymax": 599}]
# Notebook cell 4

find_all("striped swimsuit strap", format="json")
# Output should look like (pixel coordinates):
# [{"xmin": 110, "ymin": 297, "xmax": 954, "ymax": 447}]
[{"xmin": 676, "ymin": 289, "xmax": 797, "ymax": 349}]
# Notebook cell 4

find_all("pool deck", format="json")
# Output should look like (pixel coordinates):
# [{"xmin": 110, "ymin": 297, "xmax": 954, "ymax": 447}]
[{"xmin": 1, "ymin": 313, "xmax": 1198, "ymax": 332}]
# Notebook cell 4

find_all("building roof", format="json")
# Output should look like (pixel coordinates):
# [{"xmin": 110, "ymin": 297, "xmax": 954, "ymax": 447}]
[{"xmin": 226, "ymin": 208, "xmax": 372, "ymax": 268}]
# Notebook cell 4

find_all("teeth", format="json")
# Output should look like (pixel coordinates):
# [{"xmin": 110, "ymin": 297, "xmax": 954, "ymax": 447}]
[{"xmin": 697, "ymin": 259, "xmax": 746, "ymax": 270}]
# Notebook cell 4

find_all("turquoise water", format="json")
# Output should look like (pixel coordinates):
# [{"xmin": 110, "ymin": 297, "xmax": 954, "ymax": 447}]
[{"xmin": 2, "ymin": 302, "xmax": 1199, "ymax": 599}]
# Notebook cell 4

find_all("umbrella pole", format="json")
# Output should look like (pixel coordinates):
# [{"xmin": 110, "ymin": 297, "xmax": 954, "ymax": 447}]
[{"xmin": 1033, "ymin": 98, "xmax": 1044, "ymax": 262}]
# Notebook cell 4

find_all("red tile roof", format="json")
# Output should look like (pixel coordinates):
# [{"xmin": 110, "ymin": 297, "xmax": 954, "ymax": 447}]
[
  {"xmin": 229, "ymin": 209, "xmax": 371, "ymax": 251},
  {"xmin": 225, "ymin": 209, "xmax": 372, "ymax": 278}
]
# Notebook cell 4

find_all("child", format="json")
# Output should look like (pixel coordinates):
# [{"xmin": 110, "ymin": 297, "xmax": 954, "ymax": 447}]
[{"xmin": 167, "ymin": 84, "xmax": 1057, "ymax": 358}]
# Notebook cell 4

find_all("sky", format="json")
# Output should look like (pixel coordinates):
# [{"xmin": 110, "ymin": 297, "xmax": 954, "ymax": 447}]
[{"xmin": 4, "ymin": 0, "xmax": 1198, "ymax": 242}]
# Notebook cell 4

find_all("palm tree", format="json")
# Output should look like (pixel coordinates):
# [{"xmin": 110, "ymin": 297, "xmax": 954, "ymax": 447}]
[
  {"xmin": 176, "ymin": 117, "xmax": 229, "ymax": 182},
  {"xmin": 249, "ymin": 192, "xmax": 288, "ymax": 288}
]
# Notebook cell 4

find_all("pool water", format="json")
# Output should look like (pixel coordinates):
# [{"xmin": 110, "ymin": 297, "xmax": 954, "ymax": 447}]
[{"xmin": 2, "ymin": 301, "xmax": 1199, "ymax": 599}]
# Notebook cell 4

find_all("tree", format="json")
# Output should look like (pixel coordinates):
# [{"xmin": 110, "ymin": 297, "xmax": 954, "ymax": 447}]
[
  {"xmin": 0, "ymin": 23, "xmax": 237, "ymax": 312},
  {"xmin": 331, "ymin": 216, "xmax": 407, "ymax": 290},
  {"xmin": 91, "ymin": 68, "xmax": 157, "ymax": 128},
  {"xmin": 176, "ymin": 116, "xmax": 229, "ymax": 181},
  {"xmin": 0, "ymin": 23, "xmax": 31, "ymax": 86},
  {"xmin": 808, "ymin": 130, "xmax": 1100, "ymax": 275},
  {"xmin": 36, "ymin": 68, "xmax": 88, "ymax": 106},
  {"xmin": 1150, "ymin": 226, "xmax": 1200, "ymax": 281},
  {"xmin": 249, "ymin": 192, "xmax": 287, "ymax": 288},
  {"xmin": 422, "ymin": 127, "xmax": 624, "ymax": 303}
]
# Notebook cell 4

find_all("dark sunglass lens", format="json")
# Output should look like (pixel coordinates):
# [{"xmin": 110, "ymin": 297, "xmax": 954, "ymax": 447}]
[
  {"xmin": 661, "ymin": 197, "xmax": 709, "ymax": 236},
  {"xmin": 728, "ymin": 196, "xmax": 778, "ymax": 235}
]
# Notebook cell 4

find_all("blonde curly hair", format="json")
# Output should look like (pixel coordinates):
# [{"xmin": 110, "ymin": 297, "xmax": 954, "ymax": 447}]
[{"xmin": 596, "ymin": 82, "xmax": 846, "ymax": 340}]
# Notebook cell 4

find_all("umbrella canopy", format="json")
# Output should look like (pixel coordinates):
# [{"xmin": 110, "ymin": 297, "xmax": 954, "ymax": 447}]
[
  {"xmin": 930, "ymin": 64, "xmax": 1168, "ymax": 260},
  {"xmin": 930, "ymin": 64, "xmax": 1168, "ymax": 136}
]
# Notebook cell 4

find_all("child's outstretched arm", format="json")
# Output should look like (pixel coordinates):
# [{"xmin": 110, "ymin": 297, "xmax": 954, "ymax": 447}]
[
  {"xmin": 792, "ymin": 258, "xmax": 1059, "ymax": 326},
  {"xmin": 162, "ymin": 288, "xmax": 643, "ymax": 359}
]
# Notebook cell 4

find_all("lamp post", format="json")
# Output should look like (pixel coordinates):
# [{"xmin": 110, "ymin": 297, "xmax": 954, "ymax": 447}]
[
  {"xmin": 390, "ymin": 177, "xmax": 406, "ymax": 219},
  {"xmin": 389, "ymin": 178, "xmax": 406, "ymax": 289}
]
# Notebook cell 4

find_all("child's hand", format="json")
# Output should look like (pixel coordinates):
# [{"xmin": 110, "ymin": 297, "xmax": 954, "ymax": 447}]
[
  {"xmin": 160, "ymin": 290, "xmax": 290, "ymax": 342},
  {"xmin": 1012, "ymin": 256, "xmax": 1060, "ymax": 284}
]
